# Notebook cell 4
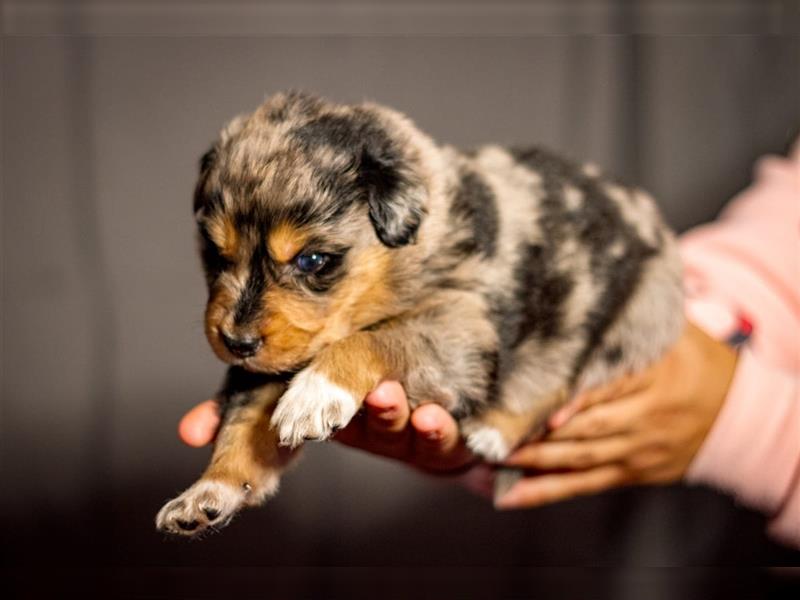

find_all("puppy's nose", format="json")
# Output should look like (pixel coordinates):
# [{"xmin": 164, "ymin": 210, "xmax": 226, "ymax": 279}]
[{"xmin": 221, "ymin": 332, "xmax": 263, "ymax": 358}]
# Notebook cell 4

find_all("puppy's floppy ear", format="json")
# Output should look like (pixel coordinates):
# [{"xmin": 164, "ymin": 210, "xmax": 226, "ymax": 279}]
[
  {"xmin": 199, "ymin": 146, "xmax": 218, "ymax": 175},
  {"xmin": 357, "ymin": 139, "xmax": 426, "ymax": 248}
]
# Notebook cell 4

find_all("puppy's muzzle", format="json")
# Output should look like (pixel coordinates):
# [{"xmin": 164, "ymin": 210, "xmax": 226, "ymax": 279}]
[{"xmin": 221, "ymin": 332, "xmax": 263, "ymax": 358}]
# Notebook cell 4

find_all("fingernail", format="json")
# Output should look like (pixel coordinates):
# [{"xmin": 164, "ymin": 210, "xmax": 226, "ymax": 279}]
[
  {"xmin": 494, "ymin": 491, "xmax": 518, "ymax": 510},
  {"xmin": 493, "ymin": 468, "xmax": 523, "ymax": 509},
  {"xmin": 422, "ymin": 429, "xmax": 443, "ymax": 442},
  {"xmin": 373, "ymin": 406, "xmax": 398, "ymax": 421}
]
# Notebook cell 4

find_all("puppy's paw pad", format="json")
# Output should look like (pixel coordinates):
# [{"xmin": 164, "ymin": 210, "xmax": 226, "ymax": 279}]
[
  {"xmin": 155, "ymin": 480, "xmax": 245, "ymax": 537},
  {"xmin": 466, "ymin": 427, "xmax": 511, "ymax": 463},
  {"xmin": 271, "ymin": 370, "xmax": 358, "ymax": 448}
]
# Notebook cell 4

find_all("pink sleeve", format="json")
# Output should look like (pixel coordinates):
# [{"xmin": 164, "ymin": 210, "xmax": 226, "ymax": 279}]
[{"xmin": 680, "ymin": 141, "xmax": 800, "ymax": 547}]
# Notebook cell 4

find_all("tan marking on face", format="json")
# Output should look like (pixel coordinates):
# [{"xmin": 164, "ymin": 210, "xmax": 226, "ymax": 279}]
[
  {"xmin": 253, "ymin": 288, "xmax": 324, "ymax": 370},
  {"xmin": 206, "ymin": 214, "xmax": 239, "ymax": 260},
  {"xmin": 305, "ymin": 248, "xmax": 399, "ymax": 396},
  {"xmin": 205, "ymin": 282, "xmax": 241, "ymax": 361},
  {"xmin": 322, "ymin": 246, "xmax": 397, "ymax": 337},
  {"xmin": 268, "ymin": 222, "xmax": 308, "ymax": 264},
  {"xmin": 233, "ymin": 243, "xmax": 400, "ymax": 372}
]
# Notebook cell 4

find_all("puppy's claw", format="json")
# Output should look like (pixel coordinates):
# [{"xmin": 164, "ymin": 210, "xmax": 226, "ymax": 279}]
[{"xmin": 271, "ymin": 369, "xmax": 358, "ymax": 447}]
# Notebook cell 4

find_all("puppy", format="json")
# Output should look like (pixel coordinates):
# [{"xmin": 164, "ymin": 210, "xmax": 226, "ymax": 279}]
[{"xmin": 156, "ymin": 91, "xmax": 683, "ymax": 536}]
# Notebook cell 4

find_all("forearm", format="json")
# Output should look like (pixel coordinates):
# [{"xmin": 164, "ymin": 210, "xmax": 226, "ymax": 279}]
[
  {"xmin": 685, "ymin": 347, "xmax": 800, "ymax": 545},
  {"xmin": 680, "ymin": 142, "xmax": 800, "ymax": 546}
]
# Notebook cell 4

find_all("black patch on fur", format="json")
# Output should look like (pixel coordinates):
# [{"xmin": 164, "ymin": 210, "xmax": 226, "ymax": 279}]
[
  {"xmin": 604, "ymin": 345, "xmax": 623, "ymax": 365},
  {"xmin": 449, "ymin": 169, "xmax": 498, "ymax": 258},
  {"xmin": 312, "ymin": 165, "xmax": 358, "ymax": 205},
  {"xmin": 478, "ymin": 148, "xmax": 637, "ymax": 389},
  {"xmin": 275, "ymin": 198, "xmax": 330, "ymax": 229},
  {"xmin": 571, "ymin": 239, "xmax": 654, "ymax": 380},
  {"xmin": 290, "ymin": 110, "xmax": 423, "ymax": 247},
  {"xmin": 514, "ymin": 243, "xmax": 575, "ymax": 342},
  {"xmin": 487, "ymin": 240, "xmax": 574, "ymax": 386},
  {"xmin": 233, "ymin": 244, "xmax": 268, "ymax": 326},
  {"xmin": 450, "ymin": 396, "xmax": 481, "ymax": 421},
  {"xmin": 198, "ymin": 224, "xmax": 232, "ymax": 283},
  {"xmin": 194, "ymin": 185, "xmax": 224, "ymax": 215},
  {"xmin": 292, "ymin": 112, "xmax": 384, "ymax": 156},
  {"xmin": 503, "ymin": 149, "xmax": 581, "ymax": 347},
  {"xmin": 358, "ymin": 146, "xmax": 424, "ymax": 248},
  {"xmin": 232, "ymin": 198, "xmax": 339, "ymax": 236},
  {"xmin": 218, "ymin": 366, "xmax": 289, "ymax": 419},
  {"xmin": 193, "ymin": 146, "xmax": 221, "ymax": 214},
  {"xmin": 509, "ymin": 146, "xmax": 659, "ymax": 382},
  {"xmin": 220, "ymin": 366, "xmax": 287, "ymax": 397},
  {"xmin": 199, "ymin": 146, "xmax": 217, "ymax": 174},
  {"xmin": 450, "ymin": 348, "xmax": 502, "ymax": 420},
  {"xmin": 482, "ymin": 349, "xmax": 501, "ymax": 405},
  {"xmin": 357, "ymin": 144, "xmax": 402, "ymax": 203}
]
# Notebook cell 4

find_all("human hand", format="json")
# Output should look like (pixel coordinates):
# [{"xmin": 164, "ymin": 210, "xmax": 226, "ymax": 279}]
[
  {"xmin": 178, "ymin": 323, "xmax": 735, "ymax": 508},
  {"xmin": 494, "ymin": 322, "xmax": 738, "ymax": 509},
  {"xmin": 333, "ymin": 381, "xmax": 477, "ymax": 473},
  {"xmin": 177, "ymin": 382, "xmax": 475, "ymax": 474}
]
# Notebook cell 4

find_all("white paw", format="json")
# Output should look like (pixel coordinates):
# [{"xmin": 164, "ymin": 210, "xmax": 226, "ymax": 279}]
[
  {"xmin": 271, "ymin": 369, "xmax": 358, "ymax": 448},
  {"xmin": 155, "ymin": 480, "xmax": 246, "ymax": 537},
  {"xmin": 466, "ymin": 426, "xmax": 511, "ymax": 462}
]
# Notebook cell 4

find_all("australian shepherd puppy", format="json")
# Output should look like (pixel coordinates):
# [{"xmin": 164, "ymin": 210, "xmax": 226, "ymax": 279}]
[{"xmin": 156, "ymin": 92, "xmax": 683, "ymax": 536}]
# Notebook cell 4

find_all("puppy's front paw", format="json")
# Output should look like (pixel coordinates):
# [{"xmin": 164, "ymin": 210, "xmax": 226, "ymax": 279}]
[
  {"xmin": 155, "ymin": 480, "xmax": 247, "ymax": 537},
  {"xmin": 271, "ymin": 369, "xmax": 359, "ymax": 448}
]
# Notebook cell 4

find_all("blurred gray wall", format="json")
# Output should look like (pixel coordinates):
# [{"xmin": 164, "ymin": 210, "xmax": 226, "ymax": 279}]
[{"xmin": 2, "ymin": 0, "xmax": 799, "ymax": 589}]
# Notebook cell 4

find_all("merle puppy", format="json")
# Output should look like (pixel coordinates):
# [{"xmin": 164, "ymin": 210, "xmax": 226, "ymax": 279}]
[{"xmin": 156, "ymin": 92, "xmax": 683, "ymax": 536}]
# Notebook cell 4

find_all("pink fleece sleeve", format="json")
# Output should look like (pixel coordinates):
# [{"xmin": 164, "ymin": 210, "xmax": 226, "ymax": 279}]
[{"xmin": 680, "ymin": 141, "xmax": 800, "ymax": 547}]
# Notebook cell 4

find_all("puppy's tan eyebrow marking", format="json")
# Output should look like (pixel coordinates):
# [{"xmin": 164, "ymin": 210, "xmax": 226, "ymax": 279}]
[
  {"xmin": 206, "ymin": 215, "xmax": 239, "ymax": 259},
  {"xmin": 268, "ymin": 222, "xmax": 309, "ymax": 264}
]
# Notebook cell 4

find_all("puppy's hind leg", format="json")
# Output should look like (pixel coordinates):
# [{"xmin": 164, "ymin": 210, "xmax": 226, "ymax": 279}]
[
  {"xmin": 461, "ymin": 388, "xmax": 570, "ymax": 503},
  {"xmin": 156, "ymin": 369, "xmax": 296, "ymax": 537},
  {"xmin": 461, "ymin": 386, "xmax": 568, "ymax": 462}
]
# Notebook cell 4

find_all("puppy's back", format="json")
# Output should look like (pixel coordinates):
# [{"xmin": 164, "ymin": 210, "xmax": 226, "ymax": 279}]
[{"xmin": 452, "ymin": 144, "xmax": 683, "ymax": 400}]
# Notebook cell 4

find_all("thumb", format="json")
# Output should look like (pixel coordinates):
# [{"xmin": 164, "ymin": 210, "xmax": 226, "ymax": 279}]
[{"xmin": 178, "ymin": 399, "xmax": 221, "ymax": 447}]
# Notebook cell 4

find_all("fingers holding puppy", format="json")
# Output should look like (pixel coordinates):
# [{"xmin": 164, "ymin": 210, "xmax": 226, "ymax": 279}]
[
  {"xmin": 179, "ymin": 381, "xmax": 475, "ymax": 473},
  {"xmin": 334, "ymin": 381, "xmax": 475, "ymax": 472},
  {"xmin": 178, "ymin": 399, "xmax": 221, "ymax": 447}
]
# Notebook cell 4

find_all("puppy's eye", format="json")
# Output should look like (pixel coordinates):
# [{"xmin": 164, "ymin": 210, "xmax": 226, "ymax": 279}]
[{"xmin": 295, "ymin": 252, "xmax": 330, "ymax": 274}]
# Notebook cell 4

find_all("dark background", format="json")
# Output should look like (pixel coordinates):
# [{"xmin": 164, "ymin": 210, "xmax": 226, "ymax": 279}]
[{"xmin": 2, "ymin": 0, "xmax": 799, "ymax": 597}]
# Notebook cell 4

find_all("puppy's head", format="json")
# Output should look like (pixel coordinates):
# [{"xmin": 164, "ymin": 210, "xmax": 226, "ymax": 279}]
[{"xmin": 193, "ymin": 92, "xmax": 434, "ymax": 372}]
